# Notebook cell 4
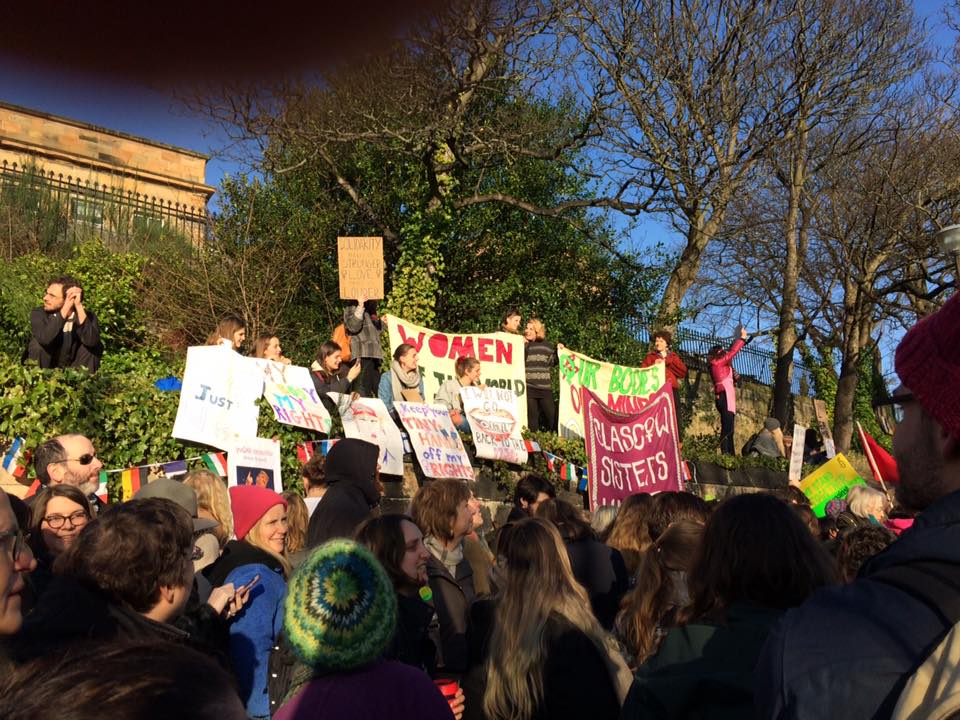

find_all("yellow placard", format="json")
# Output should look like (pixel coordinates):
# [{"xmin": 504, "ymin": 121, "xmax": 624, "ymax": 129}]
[{"xmin": 800, "ymin": 453, "xmax": 864, "ymax": 517}]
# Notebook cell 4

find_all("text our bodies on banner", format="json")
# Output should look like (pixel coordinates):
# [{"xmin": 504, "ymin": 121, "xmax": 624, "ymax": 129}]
[
  {"xmin": 172, "ymin": 345, "xmax": 263, "ymax": 451},
  {"xmin": 386, "ymin": 315, "xmax": 527, "ymax": 427},
  {"xmin": 395, "ymin": 401, "xmax": 474, "ymax": 480},
  {"xmin": 558, "ymin": 348, "xmax": 665, "ymax": 442},
  {"xmin": 328, "ymin": 394, "xmax": 405, "ymax": 476},
  {"xmin": 460, "ymin": 385, "xmax": 528, "ymax": 465},
  {"xmin": 582, "ymin": 384, "xmax": 682, "ymax": 510},
  {"xmin": 261, "ymin": 363, "xmax": 332, "ymax": 434}
]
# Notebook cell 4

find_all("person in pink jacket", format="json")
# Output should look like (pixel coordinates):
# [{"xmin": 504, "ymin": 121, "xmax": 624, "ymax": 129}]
[{"xmin": 708, "ymin": 327, "xmax": 750, "ymax": 455}]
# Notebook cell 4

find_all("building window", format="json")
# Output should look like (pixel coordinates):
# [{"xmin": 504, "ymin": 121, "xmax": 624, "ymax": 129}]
[
  {"xmin": 70, "ymin": 198, "xmax": 104, "ymax": 226},
  {"xmin": 133, "ymin": 211, "xmax": 164, "ymax": 233}
]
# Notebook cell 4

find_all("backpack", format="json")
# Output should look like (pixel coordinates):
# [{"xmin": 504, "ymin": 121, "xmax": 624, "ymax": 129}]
[{"xmin": 332, "ymin": 323, "xmax": 352, "ymax": 362}]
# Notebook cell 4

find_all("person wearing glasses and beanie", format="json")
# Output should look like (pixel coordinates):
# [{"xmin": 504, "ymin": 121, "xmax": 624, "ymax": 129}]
[
  {"xmin": 31, "ymin": 435, "xmax": 105, "ymax": 514},
  {"xmin": 757, "ymin": 291, "xmax": 960, "ymax": 720}
]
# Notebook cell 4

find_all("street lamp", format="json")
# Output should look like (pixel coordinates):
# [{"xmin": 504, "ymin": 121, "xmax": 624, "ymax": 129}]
[{"xmin": 936, "ymin": 224, "xmax": 960, "ymax": 281}]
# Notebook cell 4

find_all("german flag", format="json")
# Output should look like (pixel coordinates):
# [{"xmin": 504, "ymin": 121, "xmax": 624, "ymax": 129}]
[{"xmin": 120, "ymin": 466, "xmax": 143, "ymax": 501}]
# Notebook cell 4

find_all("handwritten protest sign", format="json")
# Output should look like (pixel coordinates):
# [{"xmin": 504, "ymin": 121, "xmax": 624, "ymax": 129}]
[
  {"xmin": 582, "ymin": 384, "xmax": 682, "ymax": 510},
  {"xmin": 813, "ymin": 399, "xmax": 837, "ymax": 459},
  {"xmin": 558, "ymin": 348, "xmax": 665, "ymax": 442},
  {"xmin": 173, "ymin": 345, "xmax": 263, "ymax": 451},
  {"xmin": 228, "ymin": 437, "xmax": 282, "ymax": 491},
  {"xmin": 461, "ymin": 385, "xmax": 528, "ymax": 465},
  {"xmin": 338, "ymin": 236, "xmax": 384, "ymax": 299},
  {"xmin": 789, "ymin": 424, "xmax": 807, "ymax": 482},
  {"xmin": 800, "ymin": 453, "xmax": 864, "ymax": 517},
  {"xmin": 328, "ymin": 394, "xmax": 404, "ymax": 476},
  {"xmin": 395, "ymin": 401, "xmax": 473, "ymax": 480},
  {"xmin": 262, "ymin": 365, "xmax": 332, "ymax": 434},
  {"xmin": 386, "ymin": 315, "xmax": 527, "ymax": 427}
]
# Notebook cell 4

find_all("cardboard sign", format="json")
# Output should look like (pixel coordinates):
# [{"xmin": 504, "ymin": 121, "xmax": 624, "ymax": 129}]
[
  {"xmin": 228, "ymin": 437, "xmax": 283, "ymax": 491},
  {"xmin": 262, "ymin": 364, "xmax": 332, "ymax": 434},
  {"xmin": 338, "ymin": 236, "xmax": 384, "ymax": 299},
  {"xmin": 789, "ymin": 424, "xmax": 807, "ymax": 482},
  {"xmin": 395, "ymin": 401, "xmax": 474, "ymax": 480},
  {"xmin": 813, "ymin": 399, "xmax": 837, "ymax": 459},
  {"xmin": 558, "ymin": 347, "xmax": 665, "ymax": 442},
  {"xmin": 800, "ymin": 453, "xmax": 865, "ymax": 517},
  {"xmin": 582, "ymin": 384, "xmax": 683, "ymax": 510},
  {"xmin": 386, "ymin": 315, "xmax": 527, "ymax": 427},
  {"xmin": 172, "ymin": 345, "xmax": 263, "ymax": 451},
  {"xmin": 328, "ymin": 394, "xmax": 405, "ymax": 476},
  {"xmin": 461, "ymin": 385, "xmax": 528, "ymax": 465}
]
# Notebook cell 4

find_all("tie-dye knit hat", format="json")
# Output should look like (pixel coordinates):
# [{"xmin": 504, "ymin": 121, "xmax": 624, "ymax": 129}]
[{"xmin": 284, "ymin": 539, "xmax": 397, "ymax": 671}]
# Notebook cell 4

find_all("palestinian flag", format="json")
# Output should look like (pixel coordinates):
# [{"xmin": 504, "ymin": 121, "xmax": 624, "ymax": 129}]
[
  {"xmin": 120, "ymin": 466, "xmax": 143, "ymax": 501},
  {"xmin": 203, "ymin": 452, "xmax": 228, "ymax": 477},
  {"xmin": 97, "ymin": 471, "xmax": 109, "ymax": 504}
]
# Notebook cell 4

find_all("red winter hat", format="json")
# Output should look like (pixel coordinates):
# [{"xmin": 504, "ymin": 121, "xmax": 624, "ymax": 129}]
[
  {"xmin": 229, "ymin": 485, "xmax": 287, "ymax": 541},
  {"xmin": 895, "ymin": 291, "xmax": 960, "ymax": 439}
]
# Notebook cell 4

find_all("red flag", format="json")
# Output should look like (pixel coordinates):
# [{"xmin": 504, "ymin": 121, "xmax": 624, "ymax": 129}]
[{"xmin": 857, "ymin": 423, "xmax": 899, "ymax": 485}]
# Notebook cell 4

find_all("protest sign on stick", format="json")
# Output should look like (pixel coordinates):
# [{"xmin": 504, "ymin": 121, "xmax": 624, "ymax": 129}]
[
  {"xmin": 461, "ymin": 385, "xmax": 528, "ymax": 465},
  {"xmin": 173, "ymin": 345, "xmax": 263, "ymax": 451},
  {"xmin": 262, "ymin": 365, "xmax": 332, "ymax": 434},
  {"xmin": 395, "ymin": 402, "xmax": 473, "ymax": 480},
  {"xmin": 799, "ymin": 453, "xmax": 864, "ymax": 517},
  {"xmin": 386, "ymin": 315, "xmax": 527, "ymax": 426},
  {"xmin": 789, "ymin": 424, "xmax": 807, "ymax": 483},
  {"xmin": 558, "ymin": 348, "xmax": 665, "ymax": 442},
  {"xmin": 328, "ymin": 394, "xmax": 405, "ymax": 476},
  {"xmin": 228, "ymin": 437, "xmax": 282, "ymax": 492},
  {"xmin": 338, "ymin": 236, "xmax": 384, "ymax": 299},
  {"xmin": 813, "ymin": 399, "xmax": 837, "ymax": 459},
  {"xmin": 582, "ymin": 384, "xmax": 683, "ymax": 510}
]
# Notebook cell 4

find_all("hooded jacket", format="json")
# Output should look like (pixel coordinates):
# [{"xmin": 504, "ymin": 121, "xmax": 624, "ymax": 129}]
[
  {"xmin": 756, "ymin": 489, "xmax": 960, "ymax": 720},
  {"xmin": 306, "ymin": 439, "xmax": 382, "ymax": 548}
]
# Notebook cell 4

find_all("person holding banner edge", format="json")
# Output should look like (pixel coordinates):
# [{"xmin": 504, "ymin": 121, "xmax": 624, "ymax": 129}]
[
  {"xmin": 641, "ymin": 330, "xmax": 687, "ymax": 421},
  {"xmin": 708, "ymin": 326, "xmax": 750, "ymax": 455}
]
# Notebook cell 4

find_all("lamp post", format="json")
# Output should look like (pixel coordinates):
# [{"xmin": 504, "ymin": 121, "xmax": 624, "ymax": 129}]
[{"xmin": 936, "ymin": 224, "xmax": 960, "ymax": 282}]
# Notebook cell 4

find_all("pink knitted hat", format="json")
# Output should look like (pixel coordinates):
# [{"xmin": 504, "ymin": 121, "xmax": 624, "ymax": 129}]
[
  {"xmin": 229, "ymin": 485, "xmax": 287, "ymax": 541},
  {"xmin": 895, "ymin": 291, "xmax": 960, "ymax": 439}
]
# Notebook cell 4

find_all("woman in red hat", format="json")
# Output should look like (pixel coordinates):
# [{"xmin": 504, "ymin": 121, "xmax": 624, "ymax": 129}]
[{"xmin": 204, "ymin": 486, "xmax": 289, "ymax": 720}]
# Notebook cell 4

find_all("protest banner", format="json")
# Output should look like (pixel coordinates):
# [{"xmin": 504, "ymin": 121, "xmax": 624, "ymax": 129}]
[
  {"xmin": 395, "ymin": 401, "xmax": 474, "ymax": 480},
  {"xmin": 328, "ymin": 394, "xmax": 405, "ymax": 476},
  {"xmin": 338, "ymin": 236, "xmax": 384, "ymax": 299},
  {"xmin": 789, "ymin": 424, "xmax": 807, "ymax": 483},
  {"xmin": 228, "ymin": 437, "xmax": 283, "ymax": 492},
  {"xmin": 558, "ymin": 348, "xmax": 665, "ymax": 442},
  {"xmin": 262, "ymin": 364, "xmax": 332, "ymax": 434},
  {"xmin": 799, "ymin": 453, "xmax": 865, "ymax": 517},
  {"xmin": 386, "ymin": 315, "xmax": 527, "ymax": 426},
  {"xmin": 172, "ymin": 345, "xmax": 263, "ymax": 451},
  {"xmin": 813, "ymin": 399, "xmax": 837, "ymax": 459},
  {"xmin": 461, "ymin": 385, "xmax": 528, "ymax": 465},
  {"xmin": 582, "ymin": 384, "xmax": 682, "ymax": 510}
]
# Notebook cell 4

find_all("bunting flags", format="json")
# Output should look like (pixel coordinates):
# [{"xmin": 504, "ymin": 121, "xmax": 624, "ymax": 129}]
[
  {"xmin": 202, "ymin": 452, "xmax": 228, "ymax": 477},
  {"xmin": 295, "ymin": 440, "xmax": 340, "ymax": 464},
  {"xmin": 120, "ymin": 466, "xmax": 143, "ymax": 501},
  {"xmin": 1, "ymin": 438, "xmax": 29, "ymax": 478},
  {"xmin": 161, "ymin": 460, "xmax": 188, "ymax": 478},
  {"xmin": 96, "ymin": 471, "xmax": 109, "ymax": 505},
  {"xmin": 523, "ymin": 439, "xmax": 542, "ymax": 453}
]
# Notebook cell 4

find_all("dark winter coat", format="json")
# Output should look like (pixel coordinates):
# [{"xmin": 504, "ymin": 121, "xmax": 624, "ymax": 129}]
[
  {"xmin": 564, "ymin": 536, "xmax": 629, "ymax": 630},
  {"xmin": 305, "ymin": 439, "xmax": 382, "ymax": 547},
  {"xmin": 311, "ymin": 365, "xmax": 354, "ymax": 415},
  {"xmin": 26, "ymin": 307, "xmax": 103, "ymax": 372},
  {"xmin": 425, "ymin": 552, "xmax": 475, "ymax": 674},
  {"xmin": 343, "ymin": 302, "xmax": 383, "ymax": 360}
]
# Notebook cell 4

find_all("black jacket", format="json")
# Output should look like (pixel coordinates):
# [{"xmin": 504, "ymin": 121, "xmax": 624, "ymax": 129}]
[
  {"xmin": 311, "ymin": 365, "xmax": 354, "ymax": 416},
  {"xmin": 306, "ymin": 439, "xmax": 381, "ymax": 547},
  {"xmin": 565, "ymin": 537, "xmax": 628, "ymax": 630},
  {"xmin": 385, "ymin": 591, "xmax": 439, "ymax": 675},
  {"xmin": 26, "ymin": 307, "xmax": 102, "ymax": 372},
  {"xmin": 425, "ymin": 552, "xmax": 476, "ymax": 675}
]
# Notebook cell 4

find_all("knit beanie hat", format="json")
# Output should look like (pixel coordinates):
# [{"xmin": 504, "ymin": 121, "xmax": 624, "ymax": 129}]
[
  {"xmin": 895, "ymin": 291, "xmax": 960, "ymax": 439},
  {"xmin": 229, "ymin": 485, "xmax": 287, "ymax": 541},
  {"xmin": 284, "ymin": 539, "xmax": 397, "ymax": 671}
]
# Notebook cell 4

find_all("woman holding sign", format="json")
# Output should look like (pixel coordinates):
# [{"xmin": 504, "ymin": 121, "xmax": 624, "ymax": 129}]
[
  {"xmin": 206, "ymin": 315, "xmax": 246, "ymax": 351},
  {"xmin": 253, "ymin": 334, "xmax": 291, "ymax": 365},
  {"xmin": 435, "ymin": 356, "xmax": 481, "ymax": 432},
  {"xmin": 311, "ymin": 341, "xmax": 362, "ymax": 415},
  {"xmin": 708, "ymin": 327, "xmax": 750, "ymax": 455}
]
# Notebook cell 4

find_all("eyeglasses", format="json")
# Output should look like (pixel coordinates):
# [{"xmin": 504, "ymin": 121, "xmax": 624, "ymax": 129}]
[
  {"xmin": 873, "ymin": 394, "xmax": 914, "ymax": 424},
  {"xmin": 53, "ymin": 453, "xmax": 97, "ymax": 466},
  {"xmin": 42, "ymin": 510, "xmax": 89, "ymax": 530},
  {"xmin": 0, "ymin": 529, "xmax": 28, "ymax": 562}
]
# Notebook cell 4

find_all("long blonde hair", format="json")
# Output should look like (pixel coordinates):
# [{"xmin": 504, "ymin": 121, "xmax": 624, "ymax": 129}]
[
  {"xmin": 245, "ymin": 509, "xmax": 292, "ymax": 578},
  {"xmin": 483, "ymin": 518, "xmax": 622, "ymax": 720},
  {"xmin": 281, "ymin": 491, "xmax": 308, "ymax": 554},
  {"xmin": 183, "ymin": 470, "xmax": 233, "ymax": 547}
]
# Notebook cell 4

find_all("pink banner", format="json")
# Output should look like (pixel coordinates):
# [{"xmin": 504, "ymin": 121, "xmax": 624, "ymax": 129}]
[{"xmin": 582, "ymin": 383, "xmax": 683, "ymax": 509}]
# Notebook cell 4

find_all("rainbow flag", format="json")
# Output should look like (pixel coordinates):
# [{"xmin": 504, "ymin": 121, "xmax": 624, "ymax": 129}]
[
  {"xmin": 120, "ymin": 466, "xmax": 143, "ymax": 501},
  {"xmin": 202, "ymin": 452, "xmax": 228, "ymax": 477}
]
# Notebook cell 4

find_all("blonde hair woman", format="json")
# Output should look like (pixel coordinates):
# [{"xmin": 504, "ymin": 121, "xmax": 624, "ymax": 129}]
[
  {"xmin": 482, "ymin": 518, "xmax": 632, "ymax": 720},
  {"xmin": 184, "ymin": 470, "xmax": 233, "ymax": 548},
  {"xmin": 281, "ymin": 490, "xmax": 309, "ymax": 567}
]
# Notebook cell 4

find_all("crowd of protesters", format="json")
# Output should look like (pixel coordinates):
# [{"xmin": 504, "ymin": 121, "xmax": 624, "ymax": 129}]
[{"xmin": 1, "ymin": 283, "xmax": 958, "ymax": 719}]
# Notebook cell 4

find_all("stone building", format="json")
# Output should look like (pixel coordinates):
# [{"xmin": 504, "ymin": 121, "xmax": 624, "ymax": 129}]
[{"xmin": 0, "ymin": 101, "xmax": 214, "ymax": 242}]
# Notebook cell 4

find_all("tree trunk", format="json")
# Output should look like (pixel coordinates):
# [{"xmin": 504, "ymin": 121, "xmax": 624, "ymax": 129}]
[{"xmin": 657, "ymin": 210, "xmax": 720, "ymax": 327}]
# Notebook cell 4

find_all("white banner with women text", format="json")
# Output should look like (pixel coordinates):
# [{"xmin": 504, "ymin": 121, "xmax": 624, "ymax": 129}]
[{"xmin": 386, "ymin": 315, "xmax": 527, "ymax": 427}]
